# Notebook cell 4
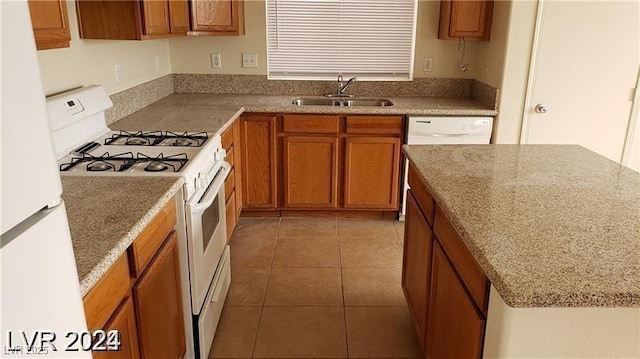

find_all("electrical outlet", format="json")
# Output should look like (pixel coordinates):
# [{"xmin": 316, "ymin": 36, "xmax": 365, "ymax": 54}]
[
  {"xmin": 114, "ymin": 63, "xmax": 121, "ymax": 84},
  {"xmin": 484, "ymin": 59, "xmax": 490, "ymax": 75},
  {"xmin": 155, "ymin": 55, "xmax": 160, "ymax": 72},
  {"xmin": 211, "ymin": 53, "xmax": 222, "ymax": 68},
  {"xmin": 242, "ymin": 53, "xmax": 258, "ymax": 68},
  {"xmin": 423, "ymin": 57, "xmax": 433, "ymax": 72}
]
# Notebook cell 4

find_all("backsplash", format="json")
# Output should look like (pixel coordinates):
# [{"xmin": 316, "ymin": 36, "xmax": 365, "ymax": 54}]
[
  {"xmin": 105, "ymin": 74, "xmax": 500, "ymax": 124},
  {"xmin": 105, "ymin": 75, "xmax": 174, "ymax": 125},
  {"xmin": 173, "ymin": 74, "xmax": 472, "ymax": 98}
]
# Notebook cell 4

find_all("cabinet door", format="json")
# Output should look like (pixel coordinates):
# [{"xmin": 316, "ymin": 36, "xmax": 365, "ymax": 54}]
[
  {"xmin": 344, "ymin": 137, "xmax": 401, "ymax": 209},
  {"xmin": 425, "ymin": 242, "xmax": 485, "ymax": 359},
  {"xmin": 283, "ymin": 136, "xmax": 339, "ymax": 209},
  {"xmin": 169, "ymin": 0, "xmax": 189, "ymax": 34},
  {"xmin": 232, "ymin": 120, "xmax": 243, "ymax": 216},
  {"xmin": 28, "ymin": 0, "xmax": 71, "ymax": 50},
  {"xmin": 190, "ymin": 0, "xmax": 245, "ymax": 35},
  {"xmin": 133, "ymin": 232, "xmax": 186, "ymax": 359},
  {"xmin": 401, "ymin": 191, "xmax": 433, "ymax": 350},
  {"xmin": 241, "ymin": 115, "xmax": 277, "ymax": 209},
  {"xmin": 93, "ymin": 297, "xmax": 140, "ymax": 359},
  {"xmin": 142, "ymin": 0, "xmax": 170, "ymax": 36},
  {"xmin": 225, "ymin": 190, "xmax": 237, "ymax": 243},
  {"xmin": 439, "ymin": 0, "xmax": 493, "ymax": 40}
]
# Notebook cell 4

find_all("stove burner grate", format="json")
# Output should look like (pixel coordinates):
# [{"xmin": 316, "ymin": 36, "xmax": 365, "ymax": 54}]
[
  {"xmin": 59, "ymin": 152, "xmax": 189, "ymax": 173},
  {"xmin": 104, "ymin": 130, "xmax": 208, "ymax": 147}
]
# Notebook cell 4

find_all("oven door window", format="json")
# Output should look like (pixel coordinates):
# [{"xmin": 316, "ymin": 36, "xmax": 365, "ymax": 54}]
[{"xmin": 200, "ymin": 195, "xmax": 220, "ymax": 253}]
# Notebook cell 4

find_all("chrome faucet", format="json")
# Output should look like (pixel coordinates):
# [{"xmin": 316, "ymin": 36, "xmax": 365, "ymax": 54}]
[{"xmin": 336, "ymin": 74, "xmax": 357, "ymax": 96}]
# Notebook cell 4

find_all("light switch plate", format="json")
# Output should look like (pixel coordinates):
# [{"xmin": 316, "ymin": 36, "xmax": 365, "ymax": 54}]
[
  {"xmin": 211, "ymin": 53, "xmax": 222, "ymax": 68},
  {"xmin": 242, "ymin": 53, "xmax": 258, "ymax": 68},
  {"xmin": 423, "ymin": 57, "xmax": 433, "ymax": 72}
]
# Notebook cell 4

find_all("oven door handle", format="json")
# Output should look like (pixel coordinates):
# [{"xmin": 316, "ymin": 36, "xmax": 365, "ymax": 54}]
[{"xmin": 190, "ymin": 161, "xmax": 231, "ymax": 214}]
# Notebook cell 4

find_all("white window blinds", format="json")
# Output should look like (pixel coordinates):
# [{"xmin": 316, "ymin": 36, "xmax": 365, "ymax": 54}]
[{"xmin": 266, "ymin": 0, "xmax": 417, "ymax": 80}]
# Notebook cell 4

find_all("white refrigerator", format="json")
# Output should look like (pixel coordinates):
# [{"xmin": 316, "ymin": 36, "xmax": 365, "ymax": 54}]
[{"xmin": 1, "ymin": 1, "xmax": 90, "ymax": 357}]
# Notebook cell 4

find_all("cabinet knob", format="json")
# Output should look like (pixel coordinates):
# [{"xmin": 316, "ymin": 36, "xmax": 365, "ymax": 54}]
[{"xmin": 535, "ymin": 104, "xmax": 549, "ymax": 114}]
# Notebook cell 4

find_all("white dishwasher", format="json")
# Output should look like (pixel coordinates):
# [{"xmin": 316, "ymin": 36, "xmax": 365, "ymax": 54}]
[{"xmin": 400, "ymin": 116, "xmax": 493, "ymax": 219}]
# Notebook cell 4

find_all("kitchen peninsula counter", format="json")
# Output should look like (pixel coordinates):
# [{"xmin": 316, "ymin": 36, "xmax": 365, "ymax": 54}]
[
  {"xmin": 403, "ymin": 144, "xmax": 640, "ymax": 308},
  {"xmin": 109, "ymin": 93, "xmax": 497, "ymax": 135},
  {"xmin": 61, "ymin": 176, "xmax": 183, "ymax": 296}
]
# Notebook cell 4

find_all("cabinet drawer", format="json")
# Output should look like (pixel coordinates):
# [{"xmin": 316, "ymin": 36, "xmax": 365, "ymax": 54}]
[
  {"xmin": 129, "ymin": 199, "xmax": 176, "ymax": 277},
  {"xmin": 83, "ymin": 254, "xmax": 131, "ymax": 331},
  {"xmin": 222, "ymin": 125, "xmax": 234, "ymax": 150},
  {"xmin": 346, "ymin": 116, "xmax": 403, "ymax": 135},
  {"xmin": 433, "ymin": 205, "xmax": 489, "ymax": 314},
  {"xmin": 283, "ymin": 115, "xmax": 340, "ymax": 134},
  {"xmin": 408, "ymin": 164, "xmax": 435, "ymax": 225},
  {"xmin": 225, "ymin": 168, "xmax": 235, "ymax": 201},
  {"xmin": 226, "ymin": 145, "xmax": 235, "ymax": 169}
]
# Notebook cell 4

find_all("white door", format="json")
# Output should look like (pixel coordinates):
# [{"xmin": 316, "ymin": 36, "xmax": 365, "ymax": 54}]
[{"xmin": 520, "ymin": 1, "xmax": 640, "ymax": 165}]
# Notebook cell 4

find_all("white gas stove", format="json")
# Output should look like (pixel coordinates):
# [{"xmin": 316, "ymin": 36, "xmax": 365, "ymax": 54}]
[{"xmin": 47, "ymin": 85, "xmax": 231, "ymax": 359}]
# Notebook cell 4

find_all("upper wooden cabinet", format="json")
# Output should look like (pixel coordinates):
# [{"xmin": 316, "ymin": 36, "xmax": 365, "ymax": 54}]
[
  {"xmin": 28, "ymin": 0, "xmax": 71, "ymax": 50},
  {"xmin": 190, "ymin": 0, "xmax": 245, "ymax": 36},
  {"xmin": 76, "ymin": 0, "xmax": 189, "ymax": 40},
  {"xmin": 438, "ymin": 0, "xmax": 494, "ymax": 41}
]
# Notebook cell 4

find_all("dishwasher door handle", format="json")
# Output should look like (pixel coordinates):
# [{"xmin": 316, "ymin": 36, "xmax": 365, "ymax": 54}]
[{"xmin": 429, "ymin": 133, "xmax": 469, "ymax": 137}]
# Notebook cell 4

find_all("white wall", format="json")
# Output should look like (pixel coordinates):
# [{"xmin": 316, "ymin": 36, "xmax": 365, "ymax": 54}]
[
  {"xmin": 36, "ymin": 0, "xmax": 172, "ymax": 96},
  {"xmin": 169, "ymin": 0, "xmax": 482, "ymax": 79},
  {"xmin": 491, "ymin": 0, "xmax": 538, "ymax": 144},
  {"xmin": 484, "ymin": 287, "xmax": 640, "ymax": 358}
]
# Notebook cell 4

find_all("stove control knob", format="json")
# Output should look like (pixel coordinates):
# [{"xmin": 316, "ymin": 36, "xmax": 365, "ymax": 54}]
[{"xmin": 197, "ymin": 174, "xmax": 209, "ymax": 189}]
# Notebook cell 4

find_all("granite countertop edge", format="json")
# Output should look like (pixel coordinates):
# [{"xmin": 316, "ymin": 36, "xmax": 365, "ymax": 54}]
[
  {"xmin": 77, "ymin": 178, "xmax": 184, "ymax": 296},
  {"xmin": 402, "ymin": 145, "xmax": 640, "ymax": 308}
]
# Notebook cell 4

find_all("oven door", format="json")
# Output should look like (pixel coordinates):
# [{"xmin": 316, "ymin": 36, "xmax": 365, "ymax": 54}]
[{"xmin": 186, "ymin": 161, "xmax": 231, "ymax": 313}]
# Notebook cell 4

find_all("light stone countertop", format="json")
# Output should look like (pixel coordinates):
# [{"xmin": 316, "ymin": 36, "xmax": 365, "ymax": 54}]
[
  {"xmin": 61, "ymin": 176, "xmax": 183, "ymax": 296},
  {"xmin": 403, "ymin": 144, "xmax": 640, "ymax": 307},
  {"xmin": 109, "ymin": 93, "xmax": 497, "ymax": 134}
]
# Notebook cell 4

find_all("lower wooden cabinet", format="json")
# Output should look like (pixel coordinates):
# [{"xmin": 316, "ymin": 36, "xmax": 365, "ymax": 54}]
[
  {"xmin": 93, "ymin": 297, "xmax": 140, "ymax": 359},
  {"xmin": 403, "ymin": 164, "xmax": 489, "ymax": 358},
  {"xmin": 401, "ymin": 191, "xmax": 433, "ymax": 350},
  {"xmin": 241, "ymin": 114, "xmax": 278, "ymax": 209},
  {"xmin": 83, "ymin": 199, "xmax": 184, "ymax": 359},
  {"xmin": 133, "ymin": 232, "xmax": 186, "ymax": 359},
  {"xmin": 283, "ymin": 135, "xmax": 339, "ymax": 208},
  {"xmin": 225, "ymin": 190, "xmax": 237, "ymax": 243},
  {"xmin": 425, "ymin": 242, "xmax": 486, "ymax": 359},
  {"xmin": 344, "ymin": 136, "xmax": 401, "ymax": 209}
]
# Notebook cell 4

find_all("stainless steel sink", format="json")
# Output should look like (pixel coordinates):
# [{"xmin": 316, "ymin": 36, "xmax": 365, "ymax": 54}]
[
  {"xmin": 291, "ymin": 97, "xmax": 393, "ymax": 107},
  {"xmin": 344, "ymin": 99, "xmax": 394, "ymax": 107}
]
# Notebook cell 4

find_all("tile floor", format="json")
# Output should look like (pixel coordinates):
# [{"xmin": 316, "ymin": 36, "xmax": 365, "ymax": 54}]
[{"xmin": 208, "ymin": 217, "xmax": 421, "ymax": 359}]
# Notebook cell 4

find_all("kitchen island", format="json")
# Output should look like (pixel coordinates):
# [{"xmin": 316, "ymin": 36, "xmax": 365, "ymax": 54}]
[{"xmin": 402, "ymin": 144, "xmax": 640, "ymax": 358}]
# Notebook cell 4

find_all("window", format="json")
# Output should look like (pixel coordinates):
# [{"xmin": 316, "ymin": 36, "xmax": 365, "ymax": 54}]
[{"xmin": 266, "ymin": 0, "xmax": 418, "ymax": 80}]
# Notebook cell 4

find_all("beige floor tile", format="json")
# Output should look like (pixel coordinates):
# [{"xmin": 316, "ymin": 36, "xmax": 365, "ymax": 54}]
[
  {"xmin": 253, "ymin": 306, "xmax": 347, "ymax": 358},
  {"xmin": 345, "ymin": 307, "xmax": 421, "ymax": 358},
  {"xmin": 337, "ymin": 218, "xmax": 398, "ymax": 241},
  {"xmin": 230, "ymin": 236, "xmax": 276, "ymax": 268},
  {"xmin": 226, "ymin": 267, "xmax": 270, "ymax": 306},
  {"xmin": 233, "ymin": 217, "xmax": 280, "ymax": 240},
  {"xmin": 342, "ymin": 268, "xmax": 405, "ymax": 306},
  {"xmin": 272, "ymin": 237, "xmax": 340, "ymax": 268},
  {"xmin": 340, "ymin": 240, "xmax": 403, "ymax": 269},
  {"xmin": 209, "ymin": 306, "xmax": 261, "ymax": 358},
  {"xmin": 278, "ymin": 217, "xmax": 337, "ymax": 238},
  {"xmin": 264, "ymin": 268, "xmax": 343, "ymax": 306}
]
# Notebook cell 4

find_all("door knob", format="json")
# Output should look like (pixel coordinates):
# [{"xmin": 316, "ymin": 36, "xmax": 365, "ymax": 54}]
[{"xmin": 535, "ymin": 104, "xmax": 549, "ymax": 114}]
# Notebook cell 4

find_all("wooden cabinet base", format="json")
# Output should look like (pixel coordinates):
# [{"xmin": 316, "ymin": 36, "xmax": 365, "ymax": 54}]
[
  {"xmin": 93, "ymin": 297, "xmax": 140, "ymax": 359},
  {"xmin": 133, "ymin": 232, "xmax": 186, "ymax": 359}
]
